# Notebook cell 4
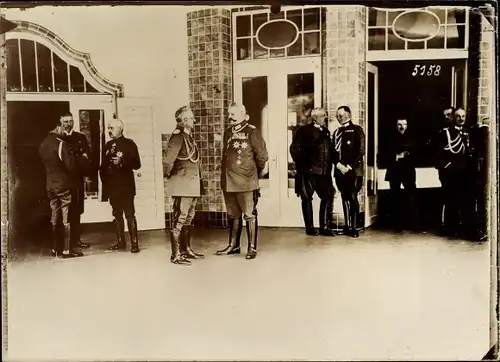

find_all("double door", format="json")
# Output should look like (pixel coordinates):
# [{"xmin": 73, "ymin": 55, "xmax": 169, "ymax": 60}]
[{"xmin": 234, "ymin": 58, "xmax": 380, "ymax": 228}]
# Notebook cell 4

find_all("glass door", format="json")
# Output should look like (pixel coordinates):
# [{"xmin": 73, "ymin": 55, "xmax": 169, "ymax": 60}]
[
  {"xmin": 233, "ymin": 57, "xmax": 321, "ymax": 227},
  {"xmin": 365, "ymin": 63, "xmax": 379, "ymax": 227},
  {"xmin": 70, "ymin": 96, "xmax": 115, "ymax": 223}
]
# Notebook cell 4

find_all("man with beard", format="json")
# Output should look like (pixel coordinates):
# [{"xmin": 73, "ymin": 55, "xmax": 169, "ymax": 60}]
[
  {"xmin": 216, "ymin": 103, "xmax": 268, "ymax": 260},
  {"xmin": 290, "ymin": 107, "xmax": 336, "ymax": 236},
  {"xmin": 435, "ymin": 108, "xmax": 474, "ymax": 238},
  {"xmin": 100, "ymin": 118, "xmax": 141, "ymax": 253},
  {"xmin": 39, "ymin": 123, "xmax": 80, "ymax": 258},
  {"xmin": 60, "ymin": 112, "xmax": 91, "ymax": 254},
  {"xmin": 163, "ymin": 106, "xmax": 205, "ymax": 265},
  {"xmin": 332, "ymin": 106, "xmax": 365, "ymax": 238},
  {"xmin": 384, "ymin": 118, "xmax": 418, "ymax": 231}
]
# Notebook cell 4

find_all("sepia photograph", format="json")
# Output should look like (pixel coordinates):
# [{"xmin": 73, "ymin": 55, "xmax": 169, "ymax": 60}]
[{"xmin": 0, "ymin": 1, "xmax": 498, "ymax": 360}]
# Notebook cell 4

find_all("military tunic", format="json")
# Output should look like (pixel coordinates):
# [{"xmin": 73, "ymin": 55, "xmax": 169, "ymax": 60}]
[
  {"xmin": 100, "ymin": 136, "xmax": 141, "ymax": 221},
  {"xmin": 436, "ymin": 125, "xmax": 474, "ymax": 234},
  {"xmin": 221, "ymin": 121, "xmax": 268, "ymax": 220},
  {"xmin": 163, "ymin": 126, "xmax": 203, "ymax": 234}
]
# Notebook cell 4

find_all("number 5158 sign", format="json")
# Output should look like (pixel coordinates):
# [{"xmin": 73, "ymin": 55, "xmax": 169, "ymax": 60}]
[{"xmin": 412, "ymin": 64, "xmax": 442, "ymax": 76}]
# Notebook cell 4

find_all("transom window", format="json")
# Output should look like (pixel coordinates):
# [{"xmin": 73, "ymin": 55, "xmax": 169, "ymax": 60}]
[
  {"xmin": 6, "ymin": 38, "xmax": 101, "ymax": 93},
  {"xmin": 233, "ymin": 7, "xmax": 322, "ymax": 61},
  {"xmin": 368, "ymin": 7, "xmax": 468, "ymax": 51}
]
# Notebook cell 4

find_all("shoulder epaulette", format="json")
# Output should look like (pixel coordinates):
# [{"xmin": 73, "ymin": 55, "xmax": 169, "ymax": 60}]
[
  {"xmin": 172, "ymin": 129, "xmax": 181, "ymax": 134},
  {"xmin": 248, "ymin": 124, "xmax": 256, "ymax": 129}
]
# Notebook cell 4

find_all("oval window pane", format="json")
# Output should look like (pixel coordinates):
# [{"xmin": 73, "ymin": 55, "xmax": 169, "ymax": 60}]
[
  {"xmin": 393, "ymin": 10, "xmax": 441, "ymax": 41},
  {"xmin": 257, "ymin": 20, "xmax": 298, "ymax": 49}
]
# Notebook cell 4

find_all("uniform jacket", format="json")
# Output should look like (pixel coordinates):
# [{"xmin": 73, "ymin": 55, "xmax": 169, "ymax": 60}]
[
  {"xmin": 221, "ymin": 121, "xmax": 268, "ymax": 193},
  {"xmin": 385, "ymin": 131, "xmax": 416, "ymax": 182},
  {"xmin": 289, "ymin": 122, "xmax": 333, "ymax": 175},
  {"xmin": 163, "ymin": 126, "xmax": 203, "ymax": 197},
  {"xmin": 332, "ymin": 121, "xmax": 365, "ymax": 177},
  {"xmin": 435, "ymin": 126, "xmax": 472, "ymax": 173},
  {"xmin": 64, "ymin": 130, "xmax": 91, "ymax": 214},
  {"xmin": 38, "ymin": 132, "xmax": 75, "ymax": 193},
  {"xmin": 100, "ymin": 136, "xmax": 141, "ymax": 200}
]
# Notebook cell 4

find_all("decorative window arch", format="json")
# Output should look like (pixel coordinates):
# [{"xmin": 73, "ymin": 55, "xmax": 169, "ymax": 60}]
[{"xmin": 5, "ymin": 20, "xmax": 124, "ymax": 97}]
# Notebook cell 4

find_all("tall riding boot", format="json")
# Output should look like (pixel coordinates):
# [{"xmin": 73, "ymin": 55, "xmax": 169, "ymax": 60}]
[
  {"xmin": 350, "ymin": 209, "xmax": 359, "ymax": 238},
  {"xmin": 128, "ymin": 218, "xmax": 140, "ymax": 253},
  {"xmin": 326, "ymin": 199, "xmax": 336, "ymax": 230},
  {"xmin": 50, "ymin": 224, "xmax": 60, "ymax": 257},
  {"xmin": 109, "ymin": 217, "xmax": 126, "ymax": 250},
  {"xmin": 245, "ymin": 219, "xmax": 258, "ymax": 259},
  {"xmin": 216, "ymin": 217, "xmax": 242, "ymax": 255},
  {"xmin": 180, "ymin": 226, "xmax": 204, "ymax": 259},
  {"xmin": 301, "ymin": 200, "xmax": 318, "ymax": 236},
  {"xmin": 169, "ymin": 230, "xmax": 191, "ymax": 265},
  {"xmin": 61, "ymin": 224, "xmax": 79, "ymax": 258},
  {"xmin": 341, "ymin": 198, "xmax": 351, "ymax": 235},
  {"xmin": 319, "ymin": 199, "xmax": 336, "ymax": 236}
]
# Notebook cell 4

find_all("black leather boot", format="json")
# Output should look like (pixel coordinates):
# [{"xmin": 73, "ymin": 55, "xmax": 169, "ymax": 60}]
[
  {"xmin": 350, "ymin": 210, "xmax": 359, "ymax": 238},
  {"xmin": 50, "ymin": 224, "xmax": 60, "ymax": 257},
  {"xmin": 319, "ymin": 199, "xmax": 336, "ymax": 236},
  {"xmin": 128, "ymin": 218, "xmax": 140, "ymax": 253},
  {"xmin": 341, "ymin": 198, "xmax": 351, "ymax": 236},
  {"xmin": 301, "ymin": 200, "xmax": 318, "ymax": 236},
  {"xmin": 170, "ymin": 230, "xmax": 191, "ymax": 265},
  {"xmin": 245, "ymin": 219, "xmax": 258, "ymax": 260},
  {"xmin": 216, "ymin": 217, "xmax": 242, "ymax": 255},
  {"xmin": 61, "ymin": 224, "xmax": 81, "ymax": 259},
  {"xmin": 180, "ymin": 226, "xmax": 204, "ymax": 259},
  {"xmin": 109, "ymin": 217, "xmax": 126, "ymax": 250}
]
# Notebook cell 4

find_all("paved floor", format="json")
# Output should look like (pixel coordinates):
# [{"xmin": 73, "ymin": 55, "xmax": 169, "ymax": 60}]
[{"xmin": 4, "ymin": 227, "xmax": 491, "ymax": 361}]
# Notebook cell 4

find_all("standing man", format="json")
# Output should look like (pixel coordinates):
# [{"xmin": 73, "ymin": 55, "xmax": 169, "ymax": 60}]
[
  {"xmin": 39, "ymin": 123, "xmax": 80, "ymax": 258},
  {"xmin": 163, "ymin": 106, "xmax": 205, "ymax": 265},
  {"xmin": 100, "ymin": 119, "xmax": 141, "ymax": 253},
  {"xmin": 435, "ymin": 107, "xmax": 473, "ymax": 238},
  {"xmin": 332, "ymin": 106, "xmax": 365, "ymax": 238},
  {"xmin": 385, "ymin": 118, "xmax": 418, "ymax": 231},
  {"xmin": 216, "ymin": 103, "xmax": 268, "ymax": 260},
  {"xmin": 60, "ymin": 112, "xmax": 91, "ymax": 253},
  {"xmin": 290, "ymin": 107, "xmax": 336, "ymax": 236}
]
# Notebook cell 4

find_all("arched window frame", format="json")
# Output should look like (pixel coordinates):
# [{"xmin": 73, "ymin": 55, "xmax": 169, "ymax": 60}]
[{"xmin": 5, "ymin": 20, "xmax": 124, "ymax": 97}]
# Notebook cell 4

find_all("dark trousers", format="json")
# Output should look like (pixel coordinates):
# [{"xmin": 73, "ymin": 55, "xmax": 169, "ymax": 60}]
[
  {"xmin": 440, "ymin": 168, "xmax": 475, "ymax": 235},
  {"xmin": 109, "ymin": 194, "xmax": 136, "ymax": 223},
  {"xmin": 297, "ymin": 173, "xmax": 334, "ymax": 230},
  {"xmin": 389, "ymin": 176, "xmax": 418, "ymax": 229},
  {"xmin": 335, "ymin": 171, "xmax": 363, "ymax": 228}
]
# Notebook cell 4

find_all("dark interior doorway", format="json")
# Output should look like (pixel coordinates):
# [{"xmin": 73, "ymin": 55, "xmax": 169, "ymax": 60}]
[
  {"xmin": 373, "ymin": 59, "xmax": 467, "ymax": 231},
  {"xmin": 8, "ymin": 101, "xmax": 70, "ymax": 252}
]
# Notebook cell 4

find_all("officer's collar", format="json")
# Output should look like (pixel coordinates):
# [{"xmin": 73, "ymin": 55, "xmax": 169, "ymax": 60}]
[
  {"xmin": 455, "ymin": 125, "xmax": 464, "ymax": 131},
  {"xmin": 232, "ymin": 121, "xmax": 248, "ymax": 132},
  {"xmin": 340, "ymin": 120, "xmax": 352, "ymax": 128},
  {"xmin": 65, "ymin": 130, "xmax": 74, "ymax": 136},
  {"xmin": 312, "ymin": 122, "xmax": 323, "ymax": 129}
]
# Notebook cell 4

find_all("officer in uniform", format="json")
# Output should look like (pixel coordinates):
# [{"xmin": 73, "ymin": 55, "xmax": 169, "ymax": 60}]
[
  {"xmin": 216, "ymin": 102, "xmax": 268, "ymax": 260},
  {"xmin": 384, "ymin": 118, "xmax": 418, "ymax": 231},
  {"xmin": 290, "ymin": 107, "xmax": 336, "ymax": 236},
  {"xmin": 332, "ymin": 106, "xmax": 365, "ymax": 238},
  {"xmin": 39, "ymin": 123, "xmax": 80, "ymax": 258},
  {"xmin": 60, "ymin": 112, "xmax": 91, "ymax": 253},
  {"xmin": 435, "ymin": 108, "xmax": 473, "ymax": 238},
  {"xmin": 100, "ymin": 118, "xmax": 141, "ymax": 253},
  {"xmin": 163, "ymin": 106, "xmax": 205, "ymax": 265}
]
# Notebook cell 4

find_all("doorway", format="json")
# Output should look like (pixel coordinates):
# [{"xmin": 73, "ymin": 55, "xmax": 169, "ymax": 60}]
[
  {"xmin": 373, "ymin": 58, "xmax": 467, "ymax": 229},
  {"xmin": 7, "ymin": 101, "xmax": 70, "ymax": 250},
  {"xmin": 234, "ymin": 57, "xmax": 323, "ymax": 227}
]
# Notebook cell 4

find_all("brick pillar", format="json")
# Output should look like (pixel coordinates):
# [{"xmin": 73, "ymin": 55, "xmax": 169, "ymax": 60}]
[
  {"xmin": 185, "ymin": 7, "xmax": 232, "ymax": 228},
  {"xmin": 322, "ymin": 5, "xmax": 367, "ymax": 226},
  {"xmin": 476, "ymin": 8, "xmax": 499, "ymax": 355}
]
